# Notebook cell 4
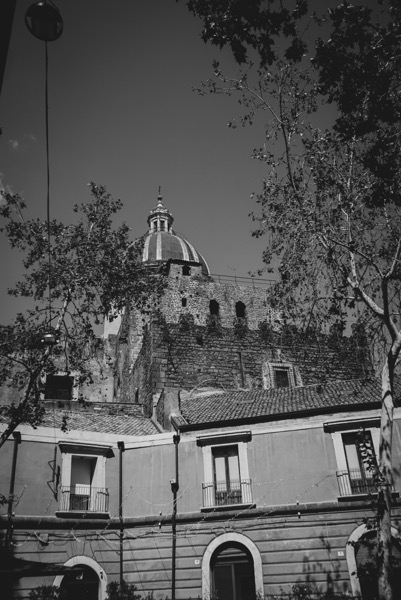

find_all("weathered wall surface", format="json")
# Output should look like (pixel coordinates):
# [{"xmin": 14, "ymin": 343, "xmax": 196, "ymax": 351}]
[
  {"xmin": 127, "ymin": 313, "xmax": 371, "ymax": 415},
  {"xmin": 6, "ymin": 505, "xmax": 401, "ymax": 599}
]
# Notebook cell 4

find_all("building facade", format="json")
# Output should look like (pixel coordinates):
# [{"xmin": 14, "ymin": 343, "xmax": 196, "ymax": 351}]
[{"xmin": 1, "ymin": 196, "xmax": 401, "ymax": 600}]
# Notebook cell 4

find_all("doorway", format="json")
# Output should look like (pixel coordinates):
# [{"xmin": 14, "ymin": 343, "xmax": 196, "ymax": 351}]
[{"xmin": 211, "ymin": 542, "xmax": 256, "ymax": 600}]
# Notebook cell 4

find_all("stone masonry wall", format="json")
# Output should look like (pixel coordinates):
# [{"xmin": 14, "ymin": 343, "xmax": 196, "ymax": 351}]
[
  {"xmin": 130, "ymin": 313, "xmax": 371, "ymax": 417},
  {"xmin": 161, "ymin": 263, "xmax": 281, "ymax": 329}
]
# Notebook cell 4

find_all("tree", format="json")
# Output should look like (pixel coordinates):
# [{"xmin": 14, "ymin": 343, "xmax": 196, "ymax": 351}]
[
  {"xmin": 184, "ymin": 1, "xmax": 401, "ymax": 599},
  {"xmin": 0, "ymin": 183, "xmax": 165, "ymax": 449}
]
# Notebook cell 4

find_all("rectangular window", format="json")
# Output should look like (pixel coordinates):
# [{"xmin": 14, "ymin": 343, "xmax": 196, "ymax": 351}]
[
  {"xmin": 212, "ymin": 445, "xmax": 242, "ymax": 505},
  {"xmin": 273, "ymin": 367, "xmax": 290, "ymax": 388},
  {"xmin": 69, "ymin": 456, "xmax": 96, "ymax": 510},
  {"xmin": 197, "ymin": 432, "xmax": 253, "ymax": 510},
  {"xmin": 57, "ymin": 444, "xmax": 114, "ymax": 516},
  {"xmin": 325, "ymin": 420, "xmax": 381, "ymax": 498},
  {"xmin": 45, "ymin": 375, "xmax": 74, "ymax": 400},
  {"xmin": 341, "ymin": 432, "xmax": 376, "ymax": 495}
]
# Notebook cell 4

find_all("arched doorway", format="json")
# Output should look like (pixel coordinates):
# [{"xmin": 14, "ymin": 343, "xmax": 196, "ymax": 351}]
[
  {"xmin": 211, "ymin": 542, "xmax": 256, "ymax": 600},
  {"xmin": 202, "ymin": 533, "xmax": 263, "ymax": 600},
  {"xmin": 59, "ymin": 565, "xmax": 98, "ymax": 600},
  {"xmin": 355, "ymin": 530, "xmax": 401, "ymax": 600},
  {"xmin": 53, "ymin": 556, "xmax": 107, "ymax": 600},
  {"xmin": 347, "ymin": 524, "xmax": 401, "ymax": 599}
]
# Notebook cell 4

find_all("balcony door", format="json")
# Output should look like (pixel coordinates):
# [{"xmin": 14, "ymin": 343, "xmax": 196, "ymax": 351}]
[
  {"xmin": 70, "ymin": 456, "xmax": 96, "ymax": 511},
  {"xmin": 342, "ymin": 432, "xmax": 376, "ymax": 494},
  {"xmin": 212, "ymin": 445, "xmax": 242, "ymax": 505},
  {"xmin": 212, "ymin": 543, "xmax": 256, "ymax": 600}
]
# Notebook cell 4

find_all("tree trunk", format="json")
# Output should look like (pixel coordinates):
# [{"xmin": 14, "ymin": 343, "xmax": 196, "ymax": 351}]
[{"xmin": 377, "ymin": 354, "xmax": 394, "ymax": 600}]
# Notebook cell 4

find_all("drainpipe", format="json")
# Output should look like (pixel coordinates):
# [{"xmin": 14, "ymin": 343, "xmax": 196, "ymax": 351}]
[
  {"xmin": 7, "ymin": 431, "xmax": 21, "ymax": 548},
  {"xmin": 170, "ymin": 429, "xmax": 180, "ymax": 600},
  {"xmin": 117, "ymin": 441, "xmax": 125, "ymax": 586}
]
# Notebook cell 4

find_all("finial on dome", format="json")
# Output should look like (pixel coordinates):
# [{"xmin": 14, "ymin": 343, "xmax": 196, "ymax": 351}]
[{"xmin": 147, "ymin": 189, "xmax": 174, "ymax": 233}]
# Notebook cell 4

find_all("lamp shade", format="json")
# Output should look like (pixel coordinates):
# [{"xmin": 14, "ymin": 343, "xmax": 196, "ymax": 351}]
[{"xmin": 25, "ymin": 2, "xmax": 63, "ymax": 42}]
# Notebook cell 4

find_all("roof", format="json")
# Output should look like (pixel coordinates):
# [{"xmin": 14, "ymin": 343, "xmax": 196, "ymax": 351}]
[
  {"xmin": 142, "ymin": 231, "xmax": 210, "ymax": 275},
  {"xmin": 179, "ymin": 378, "xmax": 386, "ymax": 428},
  {"xmin": 0, "ymin": 407, "xmax": 158, "ymax": 437}
]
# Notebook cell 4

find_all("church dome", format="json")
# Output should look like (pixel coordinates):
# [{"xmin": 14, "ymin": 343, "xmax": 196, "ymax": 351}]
[{"xmin": 142, "ymin": 195, "xmax": 210, "ymax": 276}]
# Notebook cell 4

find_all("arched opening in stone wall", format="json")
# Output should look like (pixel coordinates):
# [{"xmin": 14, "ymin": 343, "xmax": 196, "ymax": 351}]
[
  {"xmin": 209, "ymin": 299, "xmax": 220, "ymax": 316},
  {"xmin": 182, "ymin": 265, "xmax": 191, "ymax": 276},
  {"xmin": 235, "ymin": 301, "xmax": 246, "ymax": 319}
]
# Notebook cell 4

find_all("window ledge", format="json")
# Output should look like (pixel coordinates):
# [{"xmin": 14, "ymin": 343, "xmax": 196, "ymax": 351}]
[
  {"xmin": 55, "ymin": 511, "xmax": 110, "ymax": 519},
  {"xmin": 338, "ymin": 491, "xmax": 399, "ymax": 503},
  {"xmin": 201, "ymin": 503, "xmax": 255, "ymax": 513}
]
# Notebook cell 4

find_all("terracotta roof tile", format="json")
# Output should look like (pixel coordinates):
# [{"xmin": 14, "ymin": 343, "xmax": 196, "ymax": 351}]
[{"xmin": 180, "ymin": 378, "xmax": 387, "ymax": 426}]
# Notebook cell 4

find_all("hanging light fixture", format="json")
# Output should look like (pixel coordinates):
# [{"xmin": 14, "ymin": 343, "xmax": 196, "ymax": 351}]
[
  {"xmin": 25, "ymin": 1, "xmax": 64, "ymax": 347},
  {"xmin": 25, "ymin": 1, "xmax": 63, "ymax": 42}
]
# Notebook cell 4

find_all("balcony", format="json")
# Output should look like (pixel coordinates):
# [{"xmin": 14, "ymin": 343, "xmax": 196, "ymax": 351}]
[
  {"xmin": 337, "ymin": 469, "xmax": 377, "ymax": 496},
  {"xmin": 59, "ymin": 486, "xmax": 109, "ymax": 513},
  {"xmin": 202, "ymin": 479, "xmax": 253, "ymax": 508}
]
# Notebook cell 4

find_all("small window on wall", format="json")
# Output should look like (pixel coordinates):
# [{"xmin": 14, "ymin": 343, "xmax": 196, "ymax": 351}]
[
  {"xmin": 273, "ymin": 367, "xmax": 290, "ymax": 389},
  {"xmin": 182, "ymin": 265, "xmax": 191, "ymax": 276},
  {"xmin": 210, "ymin": 300, "xmax": 220, "ymax": 316},
  {"xmin": 182, "ymin": 297, "xmax": 187, "ymax": 307},
  {"xmin": 160, "ymin": 220, "xmax": 165, "ymax": 231},
  {"xmin": 262, "ymin": 361, "xmax": 301, "ymax": 390},
  {"xmin": 45, "ymin": 375, "xmax": 74, "ymax": 400},
  {"xmin": 235, "ymin": 301, "xmax": 246, "ymax": 318}
]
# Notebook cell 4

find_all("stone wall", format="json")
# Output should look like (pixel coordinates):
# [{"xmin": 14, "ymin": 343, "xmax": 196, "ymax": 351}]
[
  {"xmin": 161, "ymin": 263, "xmax": 281, "ymax": 330},
  {"xmin": 128, "ymin": 313, "xmax": 371, "ymax": 417}
]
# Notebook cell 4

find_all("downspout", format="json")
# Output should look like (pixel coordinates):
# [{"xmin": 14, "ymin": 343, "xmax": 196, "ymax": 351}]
[
  {"xmin": 7, "ymin": 431, "xmax": 21, "ymax": 548},
  {"xmin": 170, "ymin": 424, "xmax": 180, "ymax": 600},
  {"xmin": 117, "ymin": 440, "xmax": 125, "ymax": 586}
]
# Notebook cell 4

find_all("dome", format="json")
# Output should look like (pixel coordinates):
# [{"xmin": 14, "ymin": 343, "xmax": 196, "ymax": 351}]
[{"xmin": 142, "ymin": 194, "xmax": 210, "ymax": 276}]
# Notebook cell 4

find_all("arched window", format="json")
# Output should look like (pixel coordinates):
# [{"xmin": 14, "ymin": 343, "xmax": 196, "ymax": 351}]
[
  {"xmin": 209, "ymin": 299, "xmax": 220, "ymax": 316},
  {"xmin": 235, "ymin": 301, "xmax": 246, "ymax": 319},
  {"xmin": 211, "ymin": 542, "xmax": 256, "ymax": 600},
  {"xmin": 159, "ymin": 220, "xmax": 165, "ymax": 231},
  {"xmin": 182, "ymin": 265, "xmax": 191, "ymax": 276}
]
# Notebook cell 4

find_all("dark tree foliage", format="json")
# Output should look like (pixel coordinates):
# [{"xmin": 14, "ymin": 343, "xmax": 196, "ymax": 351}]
[{"xmin": 0, "ymin": 183, "xmax": 165, "ymax": 448}]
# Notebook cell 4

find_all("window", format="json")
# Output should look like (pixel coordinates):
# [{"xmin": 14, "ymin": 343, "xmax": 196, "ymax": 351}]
[
  {"xmin": 262, "ymin": 361, "xmax": 301, "ymax": 389},
  {"xmin": 213, "ymin": 446, "xmax": 242, "ymax": 505},
  {"xmin": 45, "ymin": 375, "xmax": 74, "ymax": 400},
  {"xmin": 181, "ymin": 297, "xmax": 187, "ymax": 307},
  {"xmin": 182, "ymin": 265, "xmax": 191, "ymax": 276},
  {"xmin": 210, "ymin": 300, "xmax": 220, "ymax": 316},
  {"xmin": 235, "ymin": 301, "xmax": 246, "ymax": 319},
  {"xmin": 324, "ymin": 419, "xmax": 381, "ymax": 498},
  {"xmin": 160, "ymin": 220, "xmax": 165, "ymax": 231},
  {"xmin": 273, "ymin": 367, "xmax": 290, "ymax": 388},
  {"xmin": 57, "ymin": 443, "xmax": 114, "ymax": 517},
  {"xmin": 197, "ymin": 432, "xmax": 253, "ymax": 510}
]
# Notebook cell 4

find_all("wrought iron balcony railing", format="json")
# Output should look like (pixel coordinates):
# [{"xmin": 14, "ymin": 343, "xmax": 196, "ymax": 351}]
[
  {"xmin": 202, "ymin": 479, "xmax": 252, "ymax": 508},
  {"xmin": 59, "ymin": 486, "xmax": 109, "ymax": 513},
  {"xmin": 336, "ymin": 469, "xmax": 377, "ymax": 496}
]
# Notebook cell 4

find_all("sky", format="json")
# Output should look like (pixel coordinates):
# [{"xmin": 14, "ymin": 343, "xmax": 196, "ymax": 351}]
[
  {"xmin": 0, "ymin": 0, "xmax": 379, "ymax": 324},
  {"xmin": 0, "ymin": 0, "xmax": 278, "ymax": 323}
]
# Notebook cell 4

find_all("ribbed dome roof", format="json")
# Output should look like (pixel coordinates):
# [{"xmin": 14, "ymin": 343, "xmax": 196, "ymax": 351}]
[{"xmin": 142, "ymin": 195, "xmax": 210, "ymax": 275}]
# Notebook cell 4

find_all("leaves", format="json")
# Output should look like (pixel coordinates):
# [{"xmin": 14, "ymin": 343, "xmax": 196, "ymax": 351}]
[{"xmin": 0, "ymin": 183, "xmax": 166, "ymax": 447}]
